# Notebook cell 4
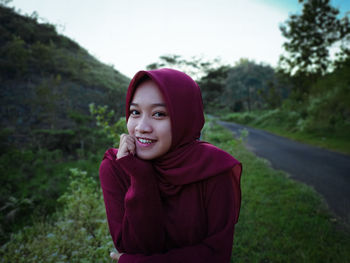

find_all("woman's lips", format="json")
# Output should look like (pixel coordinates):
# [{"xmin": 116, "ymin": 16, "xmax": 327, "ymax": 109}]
[{"xmin": 136, "ymin": 137, "xmax": 157, "ymax": 147}]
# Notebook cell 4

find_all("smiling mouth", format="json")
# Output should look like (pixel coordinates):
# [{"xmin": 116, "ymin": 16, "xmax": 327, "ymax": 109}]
[{"xmin": 136, "ymin": 137, "xmax": 156, "ymax": 145}]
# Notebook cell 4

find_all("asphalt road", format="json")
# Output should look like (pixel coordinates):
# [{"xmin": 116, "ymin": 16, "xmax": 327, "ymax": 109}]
[{"xmin": 219, "ymin": 121, "xmax": 350, "ymax": 221}]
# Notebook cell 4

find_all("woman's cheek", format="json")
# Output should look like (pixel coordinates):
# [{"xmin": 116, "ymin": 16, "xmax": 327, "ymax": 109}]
[{"xmin": 127, "ymin": 119, "xmax": 135, "ymax": 136}]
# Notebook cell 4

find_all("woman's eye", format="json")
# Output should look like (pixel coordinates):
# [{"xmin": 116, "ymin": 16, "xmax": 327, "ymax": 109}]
[
  {"xmin": 154, "ymin": 112, "xmax": 166, "ymax": 118},
  {"xmin": 130, "ymin": 109, "xmax": 139, "ymax": 116}
]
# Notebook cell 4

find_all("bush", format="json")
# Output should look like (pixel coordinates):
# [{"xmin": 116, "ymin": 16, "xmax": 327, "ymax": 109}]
[
  {"xmin": 0, "ymin": 168, "xmax": 112, "ymax": 263},
  {"xmin": 303, "ymin": 85, "xmax": 350, "ymax": 132},
  {"xmin": 221, "ymin": 112, "xmax": 256, "ymax": 124}
]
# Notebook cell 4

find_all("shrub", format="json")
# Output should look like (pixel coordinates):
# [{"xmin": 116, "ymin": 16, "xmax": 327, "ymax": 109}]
[
  {"xmin": 303, "ymin": 85, "xmax": 350, "ymax": 132},
  {"xmin": 0, "ymin": 168, "xmax": 112, "ymax": 263}
]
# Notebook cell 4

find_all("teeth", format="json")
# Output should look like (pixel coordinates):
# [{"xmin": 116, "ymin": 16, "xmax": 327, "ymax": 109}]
[{"xmin": 139, "ymin": 138, "xmax": 153, "ymax": 144}]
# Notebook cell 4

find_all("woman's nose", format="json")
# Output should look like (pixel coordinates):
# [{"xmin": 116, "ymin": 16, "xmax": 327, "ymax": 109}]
[{"xmin": 135, "ymin": 116, "xmax": 152, "ymax": 133}]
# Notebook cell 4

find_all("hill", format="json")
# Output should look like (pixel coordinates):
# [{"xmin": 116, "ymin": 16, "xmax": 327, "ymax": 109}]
[
  {"xmin": 0, "ymin": 5, "xmax": 130, "ymax": 149},
  {"xmin": 0, "ymin": 4, "xmax": 130, "ymax": 243}
]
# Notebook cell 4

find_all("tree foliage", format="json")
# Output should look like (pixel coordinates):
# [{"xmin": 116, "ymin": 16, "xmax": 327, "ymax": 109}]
[
  {"xmin": 0, "ymin": 5, "xmax": 129, "ymax": 150},
  {"xmin": 279, "ymin": 0, "xmax": 350, "ymax": 76},
  {"xmin": 147, "ymin": 55, "xmax": 284, "ymax": 113},
  {"xmin": 146, "ymin": 54, "xmax": 222, "ymax": 80},
  {"xmin": 197, "ymin": 65, "xmax": 230, "ymax": 112},
  {"xmin": 224, "ymin": 59, "xmax": 278, "ymax": 112}
]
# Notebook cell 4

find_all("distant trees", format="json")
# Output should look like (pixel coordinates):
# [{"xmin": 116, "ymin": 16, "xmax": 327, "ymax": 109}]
[
  {"xmin": 224, "ymin": 59, "xmax": 278, "ymax": 112},
  {"xmin": 0, "ymin": 36, "xmax": 30, "ymax": 77},
  {"xmin": 197, "ymin": 65, "xmax": 230, "ymax": 112},
  {"xmin": 148, "ymin": 55, "xmax": 283, "ymax": 113},
  {"xmin": 146, "ymin": 54, "xmax": 220, "ymax": 80},
  {"xmin": 33, "ymin": 75, "xmax": 62, "ymax": 129},
  {"xmin": 146, "ymin": 55, "xmax": 235, "ymax": 112}
]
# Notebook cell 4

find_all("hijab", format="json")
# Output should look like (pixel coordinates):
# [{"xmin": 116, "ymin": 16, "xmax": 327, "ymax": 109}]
[{"xmin": 126, "ymin": 68, "xmax": 241, "ymax": 220}]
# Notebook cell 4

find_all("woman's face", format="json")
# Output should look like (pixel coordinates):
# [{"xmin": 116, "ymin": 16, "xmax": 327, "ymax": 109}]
[{"xmin": 127, "ymin": 80, "xmax": 172, "ymax": 160}]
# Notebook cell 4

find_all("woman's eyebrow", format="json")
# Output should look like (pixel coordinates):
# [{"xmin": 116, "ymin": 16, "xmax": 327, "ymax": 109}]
[
  {"xmin": 130, "ymin": 102, "xmax": 166, "ymax": 107},
  {"xmin": 151, "ymin": 103, "xmax": 166, "ymax": 107}
]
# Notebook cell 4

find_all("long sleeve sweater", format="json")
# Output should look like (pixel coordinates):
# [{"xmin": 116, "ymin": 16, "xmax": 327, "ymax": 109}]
[{"xmin": 99, "ymin": 148, "xmax": 241, "ymax": 263}]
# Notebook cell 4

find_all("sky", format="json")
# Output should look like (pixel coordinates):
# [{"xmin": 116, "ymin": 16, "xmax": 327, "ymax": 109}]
[{"xmin": 9, "ymin": 0, "xmax": 350, "ymax": 78}]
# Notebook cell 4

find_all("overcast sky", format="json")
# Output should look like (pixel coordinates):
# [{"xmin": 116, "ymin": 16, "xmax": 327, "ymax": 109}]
[{"xmin": 10, "ymin": 0, "xmax": 350, "ymax": 78}]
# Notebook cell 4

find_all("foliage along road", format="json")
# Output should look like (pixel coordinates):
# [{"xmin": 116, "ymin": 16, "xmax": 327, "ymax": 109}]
[{"xmin": 219, "ymin": 121, "xmax": 350, "ymax": 222}]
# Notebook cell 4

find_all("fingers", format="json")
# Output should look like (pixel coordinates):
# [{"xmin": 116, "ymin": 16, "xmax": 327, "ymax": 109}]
[
  {"xmin": 117, "ymin": 134, "xmax": 136, "ymax": 159},
  {"xmin": 110, "ymin": 251, "xmax": 124, "ymax": 261},
  {"xmin": 125, "ymin": 136, "xmax": 136, "ymax": 155},
  {"xmin": 110, "ymin": 252, "xmax": 118, "ymax": 260}
]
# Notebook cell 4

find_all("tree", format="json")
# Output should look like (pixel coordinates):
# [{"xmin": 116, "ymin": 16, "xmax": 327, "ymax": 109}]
[
  {"xmin": 146, "ymin": 54, "xmax": 222, "ymax": 81},
  {"xmin": 146, "ymin": 54, "xmax": 230, "ymax": 112},
  {"xmin": 197, "ymin": 65, "xmax": 230, "ymax": 112},
  {"xmin": 33, "ymin": 75, "xmax": 62, "ymax": 129},
  {"xmin": 279, "ymin": 0, "xmax": 350, "ymax": 77},
  {"xmin": 224, "ymin": 59, "xmax": 276, "ymax": 112}
]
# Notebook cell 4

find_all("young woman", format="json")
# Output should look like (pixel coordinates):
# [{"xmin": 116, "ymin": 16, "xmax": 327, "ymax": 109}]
[{"xmin": 99, "ymin": 68, "xmax": 242, "ymax": 262}]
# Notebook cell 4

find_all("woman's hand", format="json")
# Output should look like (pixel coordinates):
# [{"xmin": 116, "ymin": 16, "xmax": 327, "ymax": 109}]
[
  {"xmin": 110, "ymin": 251, "xmax": 124, "ymax": 261},
  {"xmin": 117, "ymin": 134, "xmax": 136, "ymax": 159}
]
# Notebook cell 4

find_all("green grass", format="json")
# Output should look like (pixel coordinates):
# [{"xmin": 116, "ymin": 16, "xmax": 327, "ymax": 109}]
[
  {"xmin": 221, "ymin": 111, "xmax": 350, "ymax": 155},
  {"xmin": 1, "ymin": 120, "xmax": 350, "ymax": 262},
  {"xmin": 260, "ymin": 126, "xmax": 350, "ymax": 155}
]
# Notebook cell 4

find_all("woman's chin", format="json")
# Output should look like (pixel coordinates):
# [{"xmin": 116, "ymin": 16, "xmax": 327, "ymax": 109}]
[{"xmin": 136, "ymin": 150, "xmax": 156, "ymax": 160}]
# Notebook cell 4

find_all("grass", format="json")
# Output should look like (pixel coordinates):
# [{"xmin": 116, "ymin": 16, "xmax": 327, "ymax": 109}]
[
  {"xmin": 259, "ymin": 126, "xmax": 350, "ymax": 155},
  {"xmin": 221, "ymin": 111, "xmax": 350, "ymax": 155}
]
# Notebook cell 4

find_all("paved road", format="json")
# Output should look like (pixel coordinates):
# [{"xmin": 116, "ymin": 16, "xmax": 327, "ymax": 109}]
[{"xmin": 219, "ymin": 121, "xmax": 350, "ymax": 221}]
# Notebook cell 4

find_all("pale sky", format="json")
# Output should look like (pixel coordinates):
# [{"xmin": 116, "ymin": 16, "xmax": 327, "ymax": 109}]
[{"xmin": 10, "ymin": 0, "xmax": 350, "ymax": 78}]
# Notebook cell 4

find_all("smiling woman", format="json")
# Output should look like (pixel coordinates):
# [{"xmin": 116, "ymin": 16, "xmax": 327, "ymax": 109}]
[
  {"xmin": 124, "ymin": 79, "xmax": 172, "ymax": 160},
  {"xmin": 99, "ymin": 68, "xmax": 242, "ymax": 262}
]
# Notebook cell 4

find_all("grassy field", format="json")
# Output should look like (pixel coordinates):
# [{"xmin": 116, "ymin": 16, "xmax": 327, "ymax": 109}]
[
  {"xmin": 221, "ymin": 111, "xmax": 350, "ymax": 155},
  {"xmin": 1, "ymin": 120, "xmax": 350, "ymax": 262}
]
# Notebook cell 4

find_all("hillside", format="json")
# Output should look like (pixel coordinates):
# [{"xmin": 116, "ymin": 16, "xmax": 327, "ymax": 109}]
[
  {"xmin": 0, "ymin": 4, "xmax": 131, "ymax": 244},
  {"xmin": 0, "ymin": 5, "xmax": 130, "ymax": 149}
]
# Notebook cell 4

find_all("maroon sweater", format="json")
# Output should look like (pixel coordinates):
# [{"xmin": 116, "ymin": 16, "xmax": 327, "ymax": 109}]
[{"xmin": 99, "ymin": 148, "xmax": 241, "ymax": 263}]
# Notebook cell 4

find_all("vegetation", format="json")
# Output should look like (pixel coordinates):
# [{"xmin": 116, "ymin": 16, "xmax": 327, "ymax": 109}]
[
  {"xmin": 221, "ymin": 57, "xmax": 350, "ymax": 154},
  {"xmin": 222, "ymin": 108, "xmax": 350, "ymax": 155},
  {"xmin": 0, "ymin": 104, "xmax": 127, "ymax": 244},
  {"xmin": 221, "ymin": 0, "xmax": 350, "ymax": 154},
  {"xmin": 1, "ymin": 0, "xmax": 349, "ymax": 261},
  {"xmin": 0, "ymin": 168, "xmax": 112, "ymax": 263},
  {"xmin": 0, "ymin": 3, "xmax": 129, "ymax": 244},
  {"xmin": 1, "ymin": 120, "xmax": 349, "ymax": 262},
  {"xmin": 0, "ymin": 4, "xmax": 130, "ymax": 150},
  {"xmin": 147, "ymin": 55, "xmax": 289, "ymax": 113}
]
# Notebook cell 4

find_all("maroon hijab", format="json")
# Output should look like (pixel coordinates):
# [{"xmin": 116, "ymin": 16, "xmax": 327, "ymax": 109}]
[{"xmin": 126, "ymin": 68, "xmax": 241, "ymax": 220}]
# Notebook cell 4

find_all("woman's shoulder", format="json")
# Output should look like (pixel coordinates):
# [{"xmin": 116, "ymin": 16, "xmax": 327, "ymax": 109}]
[
  {"xmin": 195, "ymin": 141, "xmax": 240, "ymax": 166},
  {"xmin": 102, "ymin": 148, "xmax": 118, "ymax": 161},
  {"xmin": 99, "ymin": 148, "xmax": 120, "ymax": 177}
]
